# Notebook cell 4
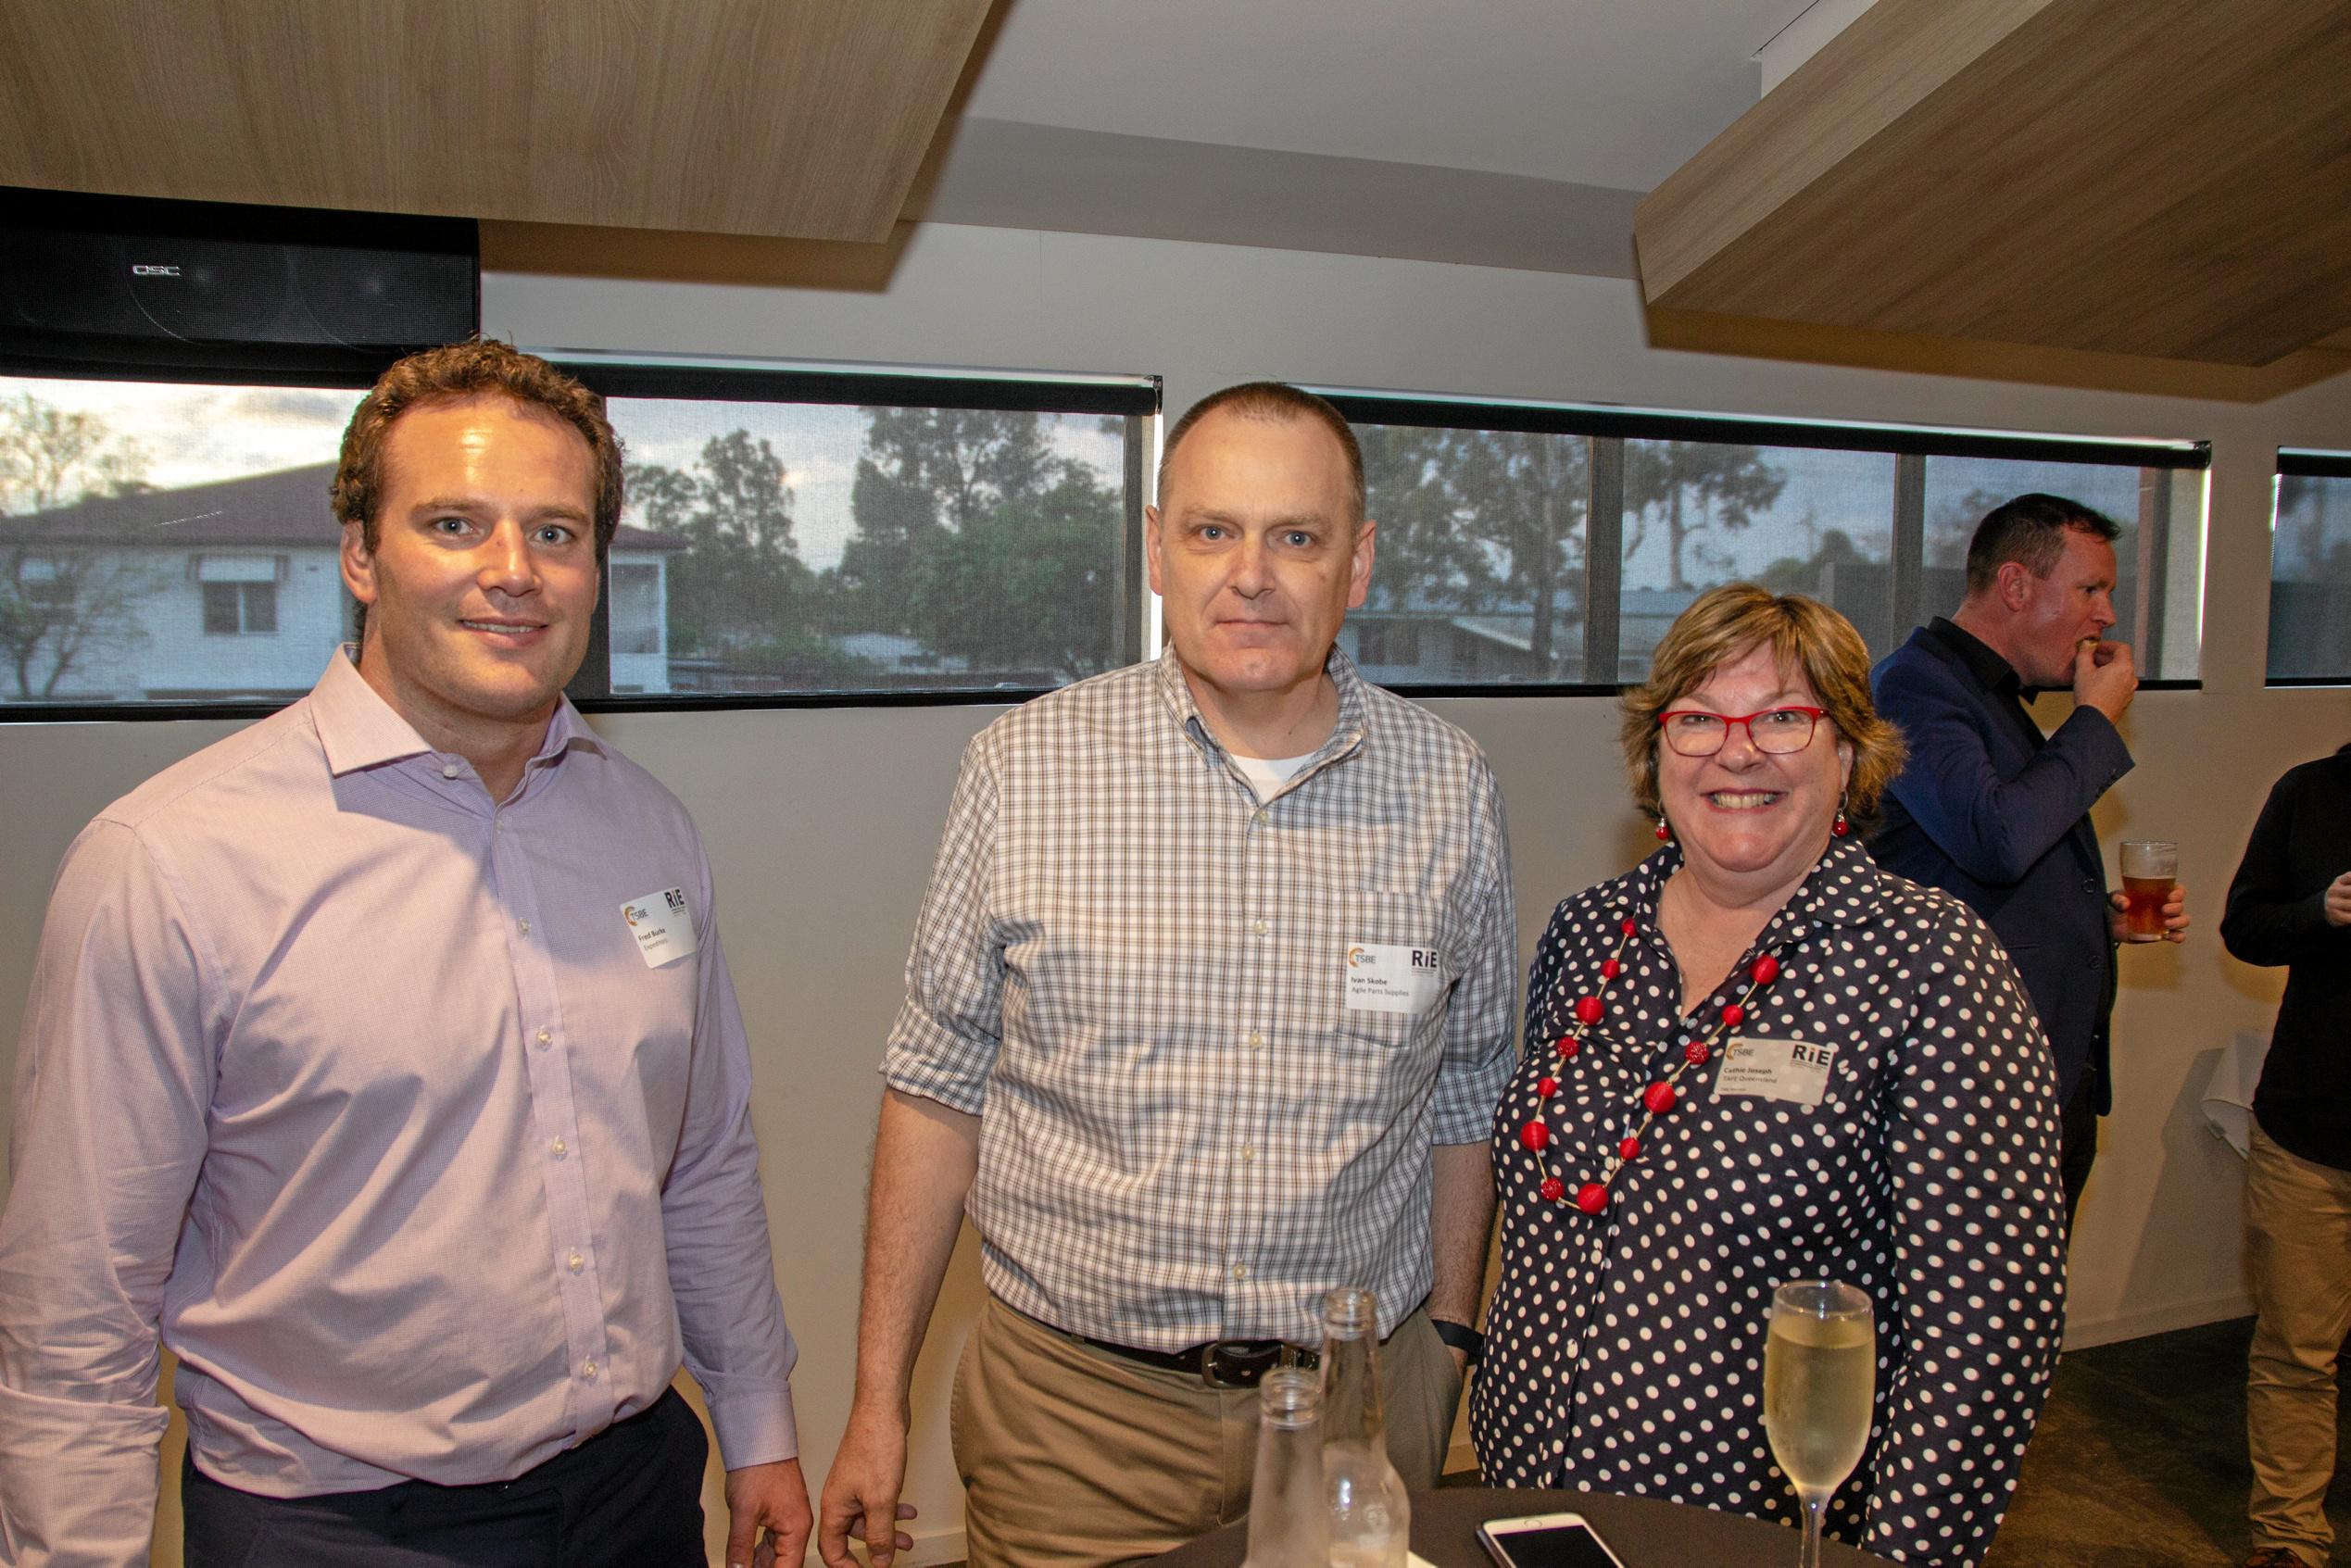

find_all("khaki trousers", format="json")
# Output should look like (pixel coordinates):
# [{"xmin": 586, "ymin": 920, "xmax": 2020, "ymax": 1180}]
[
  {"xmin": 2245, "ymin": 1120, "xmax": 2351, "ymax": 1568},
  {"xmin": 951, "ymin": 1295, "xmax": 1465, "ymax": 1568}
]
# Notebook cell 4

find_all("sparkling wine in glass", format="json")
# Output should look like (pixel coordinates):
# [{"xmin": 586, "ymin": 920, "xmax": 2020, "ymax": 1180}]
[{"xmin": 1765, "ymin": 1279, "xmax": 1875, "ymax": 1568}]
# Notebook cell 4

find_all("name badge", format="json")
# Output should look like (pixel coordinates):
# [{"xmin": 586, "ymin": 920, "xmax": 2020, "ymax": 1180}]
[
  {"xmin": 1344, "ymin": 942, "xmax": 1443, "ymax": 1014},
  {"xmin": 1715, "ymin": 1035, "xmax": 1837, "ymax": 1108},
  {"xmin": 622, "ymin": 887, "xmax": 699, "ymax": 969}
]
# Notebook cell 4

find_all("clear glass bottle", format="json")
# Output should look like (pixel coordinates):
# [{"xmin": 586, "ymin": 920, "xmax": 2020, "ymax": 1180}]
[
  {"xmin": 1241, "ymin": 1366, "xmax": 1328, "ymax": 1568},
  {"xmin": 1321, "ymin": 1286, "xmax": 1411, "ymax": 1568}
]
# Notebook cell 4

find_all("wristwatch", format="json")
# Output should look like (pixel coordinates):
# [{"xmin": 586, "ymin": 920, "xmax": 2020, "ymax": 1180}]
[{"xmin": 1431, "ymin": 1317, "xmax": 1484, "ymax": 1368}]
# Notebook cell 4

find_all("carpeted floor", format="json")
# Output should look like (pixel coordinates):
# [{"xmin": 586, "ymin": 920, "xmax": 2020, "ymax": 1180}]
[{"xmin": 1986, "ymin": 1315, "xmax": 2345, "ymax": 1568}]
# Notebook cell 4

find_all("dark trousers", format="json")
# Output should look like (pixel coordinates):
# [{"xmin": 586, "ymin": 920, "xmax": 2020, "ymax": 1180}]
[
  {"xmin": 2059, "ymin": 1067, "xmax": 2100, "ymax": 1238},
  {"xmin": 183, "ymin": 1388, "xmax": 707, "ymax": 1568}
]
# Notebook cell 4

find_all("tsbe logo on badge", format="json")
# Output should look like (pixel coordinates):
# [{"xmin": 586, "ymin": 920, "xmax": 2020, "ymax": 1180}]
[
  {"xmin": 621, "ymin": 887, "xmax": 699, "ymax": 969},
  {"xmin": 1344, "ymin": 941, "xmax": 1443, "ymax": 1014}
]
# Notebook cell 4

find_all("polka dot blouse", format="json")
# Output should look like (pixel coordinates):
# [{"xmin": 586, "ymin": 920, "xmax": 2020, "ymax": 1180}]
[{"xmin": 1470, "ymin": 838, "xmax": 2068, "ymax": 1568}]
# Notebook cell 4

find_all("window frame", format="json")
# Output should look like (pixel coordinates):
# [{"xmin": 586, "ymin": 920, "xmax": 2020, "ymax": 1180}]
[
  {"xmin": 542, "ymin": 352, "xmax": 1160, "ymax": 714},
  {"xmin": 0, "ymin": 352, "xmax": 1160, "ymax": 721},
  {"xmin": 1314, "ymin": 388, "xmax": 2211, "ymax": 696},
  {"xmin": 2265, "ymin": 447, "xmax": 2351, "ymax": 688}
]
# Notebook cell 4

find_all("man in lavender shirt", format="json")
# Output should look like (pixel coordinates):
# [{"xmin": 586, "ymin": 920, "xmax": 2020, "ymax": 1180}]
[{"xmin": 0, "ymin": 342, "xmax": 808, "ymax": 1568}]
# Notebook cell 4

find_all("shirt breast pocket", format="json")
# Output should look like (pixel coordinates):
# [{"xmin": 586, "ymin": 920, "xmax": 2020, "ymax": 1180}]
[{"xmin": 1323, "ymin": 889, "xmax": 1453, "ymax": 1051}]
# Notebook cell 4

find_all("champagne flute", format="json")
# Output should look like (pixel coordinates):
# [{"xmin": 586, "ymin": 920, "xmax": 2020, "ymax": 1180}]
[{"xmin": 1765, "ymin": 1279, "xmax": 1875, "ymax": 1568}]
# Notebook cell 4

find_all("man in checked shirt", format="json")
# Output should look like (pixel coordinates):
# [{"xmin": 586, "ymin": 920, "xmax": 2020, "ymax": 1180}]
[{"xmin": 818, "ymin": 383, "xmax": 1518, "ymax": 1568}]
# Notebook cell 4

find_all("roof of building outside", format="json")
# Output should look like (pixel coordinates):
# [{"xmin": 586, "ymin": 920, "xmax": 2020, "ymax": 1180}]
[{"xmin": 0, "ymin": 462, "xmax": 690, "ymax": 552}]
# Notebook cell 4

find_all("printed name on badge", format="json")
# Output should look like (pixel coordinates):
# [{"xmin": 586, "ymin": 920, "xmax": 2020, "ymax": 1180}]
[
  {"xmin": 1714, "ymin": 1035, "xmax": 1837, "ymax": 1108},
  {"xmin": 1343, "ymin": 941, "xmax": 1443, "ymax": 1014},
  {"xmin": 621, "ymin": 887, "xmax": 699, "ymax": 969}
]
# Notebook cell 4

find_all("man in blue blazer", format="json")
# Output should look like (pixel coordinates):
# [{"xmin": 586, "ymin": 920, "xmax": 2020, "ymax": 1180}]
[{"xmin": 1870, "ymin": 493, "xmax": 2186, "ymax": 1232}]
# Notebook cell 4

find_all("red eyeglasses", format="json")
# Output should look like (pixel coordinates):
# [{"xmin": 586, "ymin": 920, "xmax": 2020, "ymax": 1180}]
[{"xmin": 1657, "ymin": 706, "xmax": 1827, "ymax": 757}]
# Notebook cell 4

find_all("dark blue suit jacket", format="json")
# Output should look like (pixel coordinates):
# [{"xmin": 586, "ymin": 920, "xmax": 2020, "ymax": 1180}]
[{"xmin": 1867, "ymin": 622, "xmax": 2132, "ymax": 1110}]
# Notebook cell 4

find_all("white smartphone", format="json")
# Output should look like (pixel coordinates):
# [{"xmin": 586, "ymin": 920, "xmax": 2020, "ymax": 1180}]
[{"xmin": 1476, "ymin": 1512, "xmax": 1630, "ymax": 1568}]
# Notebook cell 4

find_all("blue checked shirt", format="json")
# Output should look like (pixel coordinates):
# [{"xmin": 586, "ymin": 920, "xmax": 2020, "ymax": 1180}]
[{"xmin": 883, "ymin": 646, "xmax": 1516, "ymax": 1348}]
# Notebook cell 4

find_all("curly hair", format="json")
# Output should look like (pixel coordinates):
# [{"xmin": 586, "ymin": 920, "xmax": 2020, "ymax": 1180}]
[
  {"xmin": 1618, "ymin": 583, "xmax": 1907, "ymax": 831},
  {"xmin": 332, "ymin": 339, "xmax": 623, "ymax": 559}
]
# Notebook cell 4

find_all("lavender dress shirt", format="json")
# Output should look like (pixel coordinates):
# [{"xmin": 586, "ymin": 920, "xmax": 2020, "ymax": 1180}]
[{"xmin": 0, "ymin": 651, "xmax": 797, "ymax": 1566}]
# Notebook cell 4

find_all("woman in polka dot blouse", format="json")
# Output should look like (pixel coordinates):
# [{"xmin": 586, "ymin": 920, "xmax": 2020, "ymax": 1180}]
[{"xmin": 1470, "ymin": 585, "xmax": 2067, "ymax": 1568}]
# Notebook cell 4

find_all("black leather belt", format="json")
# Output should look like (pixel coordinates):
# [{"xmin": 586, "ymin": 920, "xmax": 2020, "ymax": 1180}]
[{"xmin": 1075, "ymin": 1334, "xmax": 1319, "ymax": 1389}]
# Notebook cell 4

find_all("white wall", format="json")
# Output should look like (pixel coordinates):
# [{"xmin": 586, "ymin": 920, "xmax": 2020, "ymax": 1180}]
[{"xmin": 3, "ymin": 221, "xmax": 2347, "ymax": 1565}]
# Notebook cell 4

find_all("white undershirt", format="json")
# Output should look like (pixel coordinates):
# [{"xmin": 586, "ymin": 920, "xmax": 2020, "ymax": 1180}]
[{"xmin": 1228, "ymin": 750, "xmax": 1315, "ymax": 802}]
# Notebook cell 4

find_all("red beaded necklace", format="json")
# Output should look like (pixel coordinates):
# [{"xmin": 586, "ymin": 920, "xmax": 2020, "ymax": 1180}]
[{"xmin": 1517, "ymin": 914, "xmax": 1786, "ymax": 1215}]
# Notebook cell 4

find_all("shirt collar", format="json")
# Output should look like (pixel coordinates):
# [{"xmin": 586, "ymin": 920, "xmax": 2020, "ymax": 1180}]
[
  {"xmin": 308, "ymin": 645, "xmax": 600, "ymax": 778},
  {"xmin": 1150, "ymin": 642, "xmax": 1368, "ymax": 767},
  {"xmin": 1926, "ymin": 616, "xmax": 2028, "ymax": 699},
  {"xmin": 1617, "ymin": 835, "xmax": 1890, "ymax": 950}
]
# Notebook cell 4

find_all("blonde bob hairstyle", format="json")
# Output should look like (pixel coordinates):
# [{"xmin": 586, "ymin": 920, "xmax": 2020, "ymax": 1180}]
[{"xmin": 1619, "ymin": 583, "xmax": 1906, "ymax": 831}]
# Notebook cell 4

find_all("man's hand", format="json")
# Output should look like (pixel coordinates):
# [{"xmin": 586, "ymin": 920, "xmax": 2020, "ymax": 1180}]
[
  {"xmin": 2109, "ymin": 881, "xmax": 2189, "ymax": 944},
  {"xmin": 724, "ymin": 1457, "xmax": 813, "ymax": 1568},
  {"xmin": 2073, "ymin": 638, "xmax": 2138, "ymax": 724},
  {"xmin": 2324, "ymin": 870, "xmax": 2351, "ymax": 928},
  {"xmin": 818, "ymin": 1406, "xmax": 919, "ymax": 1568},
  {"xmin": 819, "ymin": 1091, "xmax": 976, "ymax": 1566}
]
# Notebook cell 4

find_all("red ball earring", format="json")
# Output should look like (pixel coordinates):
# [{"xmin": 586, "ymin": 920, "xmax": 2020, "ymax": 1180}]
[{"xmin": 1654, "ymin": 817, "xmax": 1671, "ymax": 841}]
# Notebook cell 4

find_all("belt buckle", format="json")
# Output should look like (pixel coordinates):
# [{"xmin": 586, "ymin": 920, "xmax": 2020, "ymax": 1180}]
[
  {"xmin": 1199, "ymin": 1340, "xmax": 1315, "ymax": 1389},
  {"xmin": 1200, "ymin": 1340, "xmax": 1280, "ymax": 1389}
]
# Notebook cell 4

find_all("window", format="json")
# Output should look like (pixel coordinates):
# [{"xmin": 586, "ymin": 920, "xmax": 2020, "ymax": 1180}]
[
  {"xmin": 1319, "ymin": 392, "xmax": 2209, "ymax": 689},
  {"xmin": 554, "ymin": 355, "xmax": 1155, "ymax": 705},
  {"xmin": 0, "ymin": 358, "xmax": 1156, "ymax": 712},
  {"xmin": 2268, "ymin": 451, "xmax": 2351, "ymax": 684},
  {"xmin": 203, "ymin": 581, "xmax": 279, "ymax": 634},
  {"xmin": 13, "ymin": 556, "xmax": 71, "ymax": 608},
  {"xmin": 196, "ymin": 555, "xmax": 284, "ymax": 635},
  {"xmin": 0, "ymin": 373, "xmax": 365, "ymax": 706}
]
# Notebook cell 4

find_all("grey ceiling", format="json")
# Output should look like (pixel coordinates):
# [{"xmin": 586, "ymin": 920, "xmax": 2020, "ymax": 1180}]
[{"xmin": 911, "ymin": 0, "xmax": 1821, "ymax": 276}]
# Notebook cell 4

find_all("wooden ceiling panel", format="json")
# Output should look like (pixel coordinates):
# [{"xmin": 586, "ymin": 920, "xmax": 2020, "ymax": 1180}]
[
  {"xmin": 1633, "ymin": 0, "xmax": 2351, "ymax": 367},
  {"xmin": 0, "ymin": 0, "xmax": 993, "ymax": 242}
]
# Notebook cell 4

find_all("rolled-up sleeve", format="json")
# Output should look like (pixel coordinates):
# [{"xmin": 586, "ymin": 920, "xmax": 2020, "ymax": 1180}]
[
  {"xmin": 880, "ymin": 740, "xmax": 1006, "ymax": 1113},
  {"xmin": 660, "ymin": 850, "xmax": 798, "ymax": 1472},
  {"xmin": 0, "ymin": 821, "xmax": 218, "ymax": 1568},
  {"xmin": 1427, "ymin": 758, "xmax": 1517, "ymax": 1145},
  {"xmin": 1866, "ymin": 902, "xmax": 2068, "ymax": 1568}
]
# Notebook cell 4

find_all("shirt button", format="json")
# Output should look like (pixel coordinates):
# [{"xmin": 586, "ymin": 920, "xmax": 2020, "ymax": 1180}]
[
  {"xmin": 441, "ymin": 762, "xmax": 460, "ymax": 780},
  {"xmin": 1240, "ymin": 1146, "xmax": 1255, "ymax": 1162},
  {"xmin": 549, "ymin": 1137, "xmax": 567, "ymax": 1160},
  {"xmin": 536, "ymin": 1027, "xmax": 553, "ymax": 1049},
  {"xmin": 1253, "ymin": 809, "xmax": 1269, "ymax": 825},
  {"xmin": 518, "ymin": 918, "xmax": 532, "ymax": 935},
  {"xmin": 1231, "ymin": 1263, "xmax": 1248, "ymax": 1280},
  {"xmin": 567, "ymin": 1250, "xmax": 584, "ymax": 1273},
  {"xmin": 580, "ymin": 1359, "xmax": 597, "ymax": 1382},
  {"xmin": 1246, "ymin": 1029, "xmax": 1264, "ymax": 1049},
  {"xmin": 1249, "ymin": 918, "xmax": 1270, "ymax": 936}
]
